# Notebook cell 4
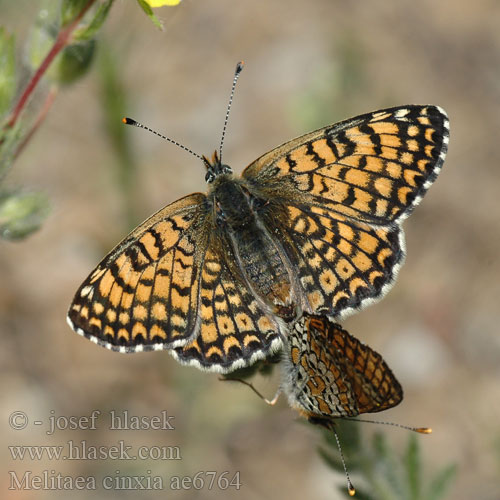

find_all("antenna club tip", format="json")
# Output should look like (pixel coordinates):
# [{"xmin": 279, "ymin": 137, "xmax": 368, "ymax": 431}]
[
  {"xmin": 348, "ymin": 485, "xmax": 356, "ymax": 496},
  {"xmin": 122, "ymin": 117, "xmax": 136, "ymax": 126},
  {"xmin": 416, "ymin": 427, "xmax": 432, "ymax": 434},
  {"xmin": 236, "ymin": 61, "xmax": 244, "ymax": 73}
]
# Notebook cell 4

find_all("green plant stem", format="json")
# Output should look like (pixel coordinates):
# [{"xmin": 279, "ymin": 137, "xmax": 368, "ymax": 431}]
[{"xmin": 5, "ymin": 0, "xmax": 98, "ymax": 130}]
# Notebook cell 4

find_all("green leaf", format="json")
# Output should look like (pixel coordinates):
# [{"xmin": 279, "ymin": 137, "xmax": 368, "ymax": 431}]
[
  {"xmin": 0, "ymin": 28, "xmax": 16, "ymax": 117},
  {"xmin": 0, "ymin": 191, "xmax": 50, "ymax": 240},
  {"xmin": 425, "ymin": 464, "xmax": 457, "ymax": 500},
  {"xmin": 136, "ymin": 0, "xmax": 164, "ymax": 29},
  {"xmin": 52, "ymin": 39, "xmax": 96, "ymax": 85},
  {"xmin": 372, "ymin": 432, "xmax": 404, "ymax": 498},
  {"xmin": 73, "ymin": 0, "xmax": 115, "ymax": 41},
  {"xmin": 61, "ymin": 0, "xmax": 90, "ymax": 27},
  {"xmin": 405, "ymin": 434, "xmax": 421, "ymax": 500}
]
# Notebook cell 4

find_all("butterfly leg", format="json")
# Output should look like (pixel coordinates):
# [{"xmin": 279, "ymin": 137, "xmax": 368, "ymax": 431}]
[{"xmin": 218, "ymin": 377, "xmax": 281, "ymax": 405}]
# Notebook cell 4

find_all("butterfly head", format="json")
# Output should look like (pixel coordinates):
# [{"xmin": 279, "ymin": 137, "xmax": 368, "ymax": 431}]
[{"xmin": 203, "ymin": 151, "xmax": 233, "ymax": 183}]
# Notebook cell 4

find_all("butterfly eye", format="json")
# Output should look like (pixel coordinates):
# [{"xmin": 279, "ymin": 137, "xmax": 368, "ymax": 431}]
[
  {"xmin": 221, "ymin": 164, "xmax": 233, "ymax": 175},
  {"xmin": 205, "ymin": 171, "xmax": 216, "ymax": 183}
]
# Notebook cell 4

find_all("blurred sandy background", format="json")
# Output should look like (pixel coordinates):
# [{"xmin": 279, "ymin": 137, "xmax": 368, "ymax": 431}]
[{"xmin": 1, "ymin": 1, "xmax": 500, "ymax": 499}]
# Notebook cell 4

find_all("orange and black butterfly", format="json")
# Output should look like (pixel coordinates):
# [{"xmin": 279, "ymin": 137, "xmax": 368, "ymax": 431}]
[
  {"xmin": 278, "ymin": 313, "xmax": 429, "ymax": 496},
  {"xmin": 282, "ymin": 314, "xmax": 402, "ymax": 424},
  {"xmin": 67, "ymin": 65, "xmax": 449, "ymax": 372}
]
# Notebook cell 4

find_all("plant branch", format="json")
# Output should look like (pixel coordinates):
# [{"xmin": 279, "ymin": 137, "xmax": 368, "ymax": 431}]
[
  {"xmin": 5, "ymin": 0, "xmax": 98, "ymax": 129},
  {"xmin": 13, "ymin": 87, "xmax": 58, "ymax": 160}
]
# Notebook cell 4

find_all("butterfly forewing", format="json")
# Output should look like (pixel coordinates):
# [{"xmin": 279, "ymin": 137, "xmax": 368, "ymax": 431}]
[
  {"xmin": 283, "ymin": 314, "xmax": 402, "ymax": 420},
  {"xmin": 67, "ymin": 193, "xmax": 210, "ymax": 351},
  {"xmin": 243, "ymin": 105, "xmax": 449, "ymax": 225}
]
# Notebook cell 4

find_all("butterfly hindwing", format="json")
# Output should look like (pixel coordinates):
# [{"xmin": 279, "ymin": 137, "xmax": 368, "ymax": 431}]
[
  {"xmin": 171, "ymin": 234, "xmax": 284, "ymax": 372},
  {"xmin": 256, "ymin": 200, "xmax": 404, "ymax": 318},
  {"xmin": 242, "ymin": 105, "xmax": 449, "ymax": 225},
  {"xmin": 283, "ymin": 314, "xmax": 403, "ymax": 419}
]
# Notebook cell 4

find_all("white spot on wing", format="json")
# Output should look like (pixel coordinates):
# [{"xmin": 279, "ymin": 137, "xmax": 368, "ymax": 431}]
[
  {"xmin": 80, "ymin": 286, "xmax": 92, "ymax": 297},
  {"xmin": 394, "ymin": 109, "xmax": 410, "ymax": 118}
]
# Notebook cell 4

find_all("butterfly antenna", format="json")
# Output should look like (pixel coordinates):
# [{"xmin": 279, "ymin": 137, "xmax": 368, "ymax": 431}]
[
  {"xmin": 122, "ymin": 117, "xmax": 208, "ymax": 166},
  {"xmin": 219, "ymin": 61, "xmax": 244, "ymax": 163},
  {"xmin": 344, "ymin": 417, "xmax": 432, "ymax": 434},
  {"xmin": 332, "ymin": 427, "xmax": 356, "ymax": 496}
]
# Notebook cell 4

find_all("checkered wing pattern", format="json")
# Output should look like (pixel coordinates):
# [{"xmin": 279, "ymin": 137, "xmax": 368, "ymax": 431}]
[
  {"xmin": 68, "ymin": 104, "xmax": 449, "ymax": 374},
  {"xmin": 242, "ymin": 105, "xmax": 449, "ymax": 317},
  {"xmin": 171, "ymin": 233, "xmax": 283, "ymax": 372},
  {"xmin": 67, "ymin": 193, "xmax": 282, "ymax": 371},
  {"xmin": 256, "ymin": 200, "xmax": 403, "ymax": 317},
  {"xmin": 284, "ymin": 314, "xmax": 402, "ymax": 419},
  {"xmin": 243, "ymin": 105, "xmax": 449, "ymax": 225},
  {"xmin": 67, "ymin": 194, "xmax": 209, "ymax": 351}
]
